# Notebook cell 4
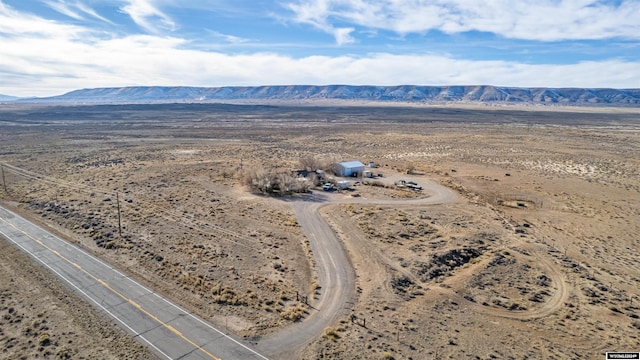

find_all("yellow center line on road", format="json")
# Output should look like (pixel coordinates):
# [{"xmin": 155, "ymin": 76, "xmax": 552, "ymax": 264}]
[
  {"xmin": 0, "ymin": 216, "xmax": 223, "ymax": 360},
  {"xmin": 128, "ymin": 298, "xmax": 143, "ymax": 311}
]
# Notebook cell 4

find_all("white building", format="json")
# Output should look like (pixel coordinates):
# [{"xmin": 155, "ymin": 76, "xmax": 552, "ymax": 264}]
[
  {"xmin": 336, "ymin": 180, "xmax": 350, "ymax": 189},
  {"xmin": 337, "ymin": 160, "xmax": 365, "ymax": 177}
]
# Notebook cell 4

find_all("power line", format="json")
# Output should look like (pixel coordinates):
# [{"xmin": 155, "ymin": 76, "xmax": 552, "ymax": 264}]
[
  {"xmin": 0, "ymin": 162, "xmax": 265, "ymax": 255},
  {"xmin": 116, "ymin": 191, "xmax": 122, "ymax": 238},
  {"xmin": 1, "ymin": 165, "xmax": 6, "ymax": 193}
]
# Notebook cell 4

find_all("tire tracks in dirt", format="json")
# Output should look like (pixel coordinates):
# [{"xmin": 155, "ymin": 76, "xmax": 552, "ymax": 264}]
[{"xmin": 258, "ymin": 179, "xmax": 571, "ymax": 358}]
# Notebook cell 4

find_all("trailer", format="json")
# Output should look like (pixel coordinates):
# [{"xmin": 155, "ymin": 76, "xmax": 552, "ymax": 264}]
[{"xmin": 336, "ymin": 180, "xmax": 350, "ymax": 190}]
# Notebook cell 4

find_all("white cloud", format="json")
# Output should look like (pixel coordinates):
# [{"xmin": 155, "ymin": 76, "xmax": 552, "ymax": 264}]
[
  {"xmin": 2, "ymin": 33, "xmax": 639, "ymax": 97},
  {"xmin": 120, "ymin": 0, "xmax": 175, "ymax": 33},
  {"xmin": 43, "ymin": 0, "xmax": 83, "ymax": 20},
  {"xmin": 0, "ymin": 1, "xmax": 638, "ymax": 97},
  {"xmin": 284, "ymin": 0, "xmax": 640, "ymax": 42},
  {"xmin": 74, "ymin": 1, "xmax": 114, "ymax": 24},
  {"xmin": 286, "ymin": 0, "xmax": 357, "ymax": 45},
  {"xmin": 0, "ymin": 2, "xmax": 89, "ymax": 38},
  {"xmin": 333, "ymin": 27, "xmax": 355, "ymax": 45},
  {"xmin": 43, "ymin": 0, "xmax": 113, "ymax": 23},
  {"xmin": 207, "ymin": 30, "xmax": 250, "ymax": 44}
]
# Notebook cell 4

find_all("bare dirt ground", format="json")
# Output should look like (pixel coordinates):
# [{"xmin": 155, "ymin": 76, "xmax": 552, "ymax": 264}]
[{"xmin": 0, "ymin": 104, "xmax": 639, "ymax": 359}]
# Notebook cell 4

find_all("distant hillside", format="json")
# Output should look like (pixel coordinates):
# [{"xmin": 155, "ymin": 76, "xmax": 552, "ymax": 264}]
[
  {"xmin": 24, "ymin": 85, "xmax": 640, "ymax": 106},
  {"xmin": 0, "ymin": 94, "xmax": 19, "ymax": 102}
]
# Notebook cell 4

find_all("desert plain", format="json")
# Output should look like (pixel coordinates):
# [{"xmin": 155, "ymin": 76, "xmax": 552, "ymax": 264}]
[{"xmin": 0, "ymin": 103, "xmax": 639, "ymax": 359}]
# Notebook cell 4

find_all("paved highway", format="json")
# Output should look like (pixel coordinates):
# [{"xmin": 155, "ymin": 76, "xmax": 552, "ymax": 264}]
[{"xmin": 0, "ymin": 206, "xmax": 268, "ymax": 360}]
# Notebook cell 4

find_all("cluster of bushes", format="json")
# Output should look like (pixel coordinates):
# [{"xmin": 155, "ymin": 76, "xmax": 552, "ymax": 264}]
[
  {"xmin": 244, "ymin": 156, "xmax": 339, "ymax": 195},
  {"xmin": 243, "ymin": 167, "xmax": 312, "ymax": 195},
  {"xmin": 415, "ymin": 247, "xmax": 483, "ymax": 281}
]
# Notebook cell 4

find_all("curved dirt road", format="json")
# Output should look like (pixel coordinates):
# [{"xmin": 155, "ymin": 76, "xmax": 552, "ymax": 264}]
[
  {"xmin": 254, "ymin": 198, "xmax": 356, "ymax": 358},
  {"xmin": 255, "ymin": 180, "xmax": 459, "ymax": 357},
  {"xmin": 257, "ymin": 179, "xmax": 569, "ymax": 358}
]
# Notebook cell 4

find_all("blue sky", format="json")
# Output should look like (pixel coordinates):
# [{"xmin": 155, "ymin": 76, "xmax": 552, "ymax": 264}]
[{"xmin": 0, "ymin": 0, "xmax": 638, "ymax": 97}]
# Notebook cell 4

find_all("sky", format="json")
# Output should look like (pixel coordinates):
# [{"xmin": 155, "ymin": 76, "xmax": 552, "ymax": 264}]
[{"xmin": 0, "ymin": 0, "xmax": 639, "ymax": 97}]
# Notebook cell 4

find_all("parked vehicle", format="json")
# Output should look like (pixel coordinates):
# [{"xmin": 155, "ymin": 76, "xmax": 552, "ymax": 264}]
[{"xmin": 336, "ymin": 180, "xmax": 350, "ymax": 190}]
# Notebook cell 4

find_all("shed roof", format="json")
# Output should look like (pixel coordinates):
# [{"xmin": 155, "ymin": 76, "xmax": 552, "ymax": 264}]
[{"xmin": 339, "ymin": 160, "xmax": 365, "ymax": 168}]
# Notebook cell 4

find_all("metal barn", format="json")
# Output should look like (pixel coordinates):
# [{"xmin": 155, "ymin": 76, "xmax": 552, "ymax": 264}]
[{"xmin": 337, "ymin": 161, "xmax": 365, "ymax": 177}]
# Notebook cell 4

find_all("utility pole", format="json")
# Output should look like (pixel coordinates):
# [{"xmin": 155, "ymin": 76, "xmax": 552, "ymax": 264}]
[
  {"xmin": 116, "ymin": 192, "xmax": 122, "ymax": 238},
  {"xmin": 1, "ymin": 165, "xmax": 6, "ymax": 193}
]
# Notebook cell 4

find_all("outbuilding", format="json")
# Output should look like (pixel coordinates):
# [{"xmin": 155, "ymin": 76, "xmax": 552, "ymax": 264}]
[
  {"xmin": 336, "ymin": 180, "xmax": 350, "ymax": 190},
  {"xmin": 337, "ymin": 160, "xmax": 365, "ymax": 177}
]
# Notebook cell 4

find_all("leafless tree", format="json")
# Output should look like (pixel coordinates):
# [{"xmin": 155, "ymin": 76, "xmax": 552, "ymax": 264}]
[
  {"xmin": 299, "ymin": 155, "xmax": 339, "ymax": 174},
  {"xmin": 244, "ymin": 166, "xmax": 311, "ymax": 195},
  {"xmin": 298, "ymin": 156, "xmax": 321, "ymax": 171},
  {"xmin": 405, "ymin": 163, "xmax": 416, "ymax": 174}
]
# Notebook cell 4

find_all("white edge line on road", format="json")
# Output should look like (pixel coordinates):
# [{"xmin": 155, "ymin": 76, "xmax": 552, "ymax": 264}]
[
  {"xmin": 4, "ymin": 209, "xmax": 269, "ymax": 360},
  {"xmin": 0, "ymin": 227, "xmax": 172, "ymax": 360}
]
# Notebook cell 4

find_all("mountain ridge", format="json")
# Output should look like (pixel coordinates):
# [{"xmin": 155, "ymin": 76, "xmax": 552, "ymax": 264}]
[
  {"xmin": 18, "ymin": 85, "xmax": 640, "ymax": 107},
  {"xmin": 0, "ymin": 94, "xmax": 19, "ymax": 102}
]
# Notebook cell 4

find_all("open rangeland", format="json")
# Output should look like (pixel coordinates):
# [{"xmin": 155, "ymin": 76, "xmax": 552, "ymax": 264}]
[{"xmin": 0, "ymin": 104, "xmax": 639, "ymax": 359}]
